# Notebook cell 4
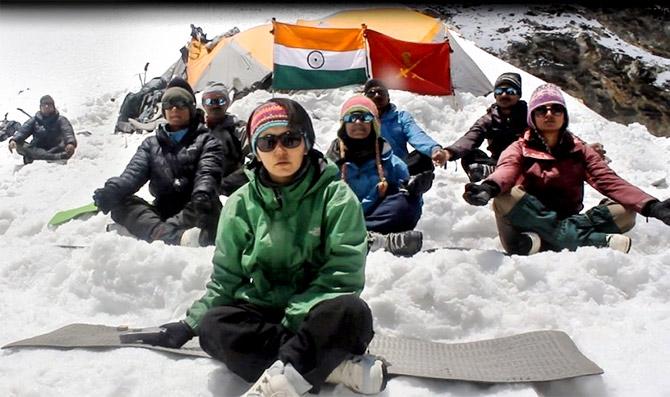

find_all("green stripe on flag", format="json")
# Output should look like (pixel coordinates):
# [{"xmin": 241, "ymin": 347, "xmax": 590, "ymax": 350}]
[{"xmin": 272, "ymin": 64, "xmax": 367, "ymax": 90}]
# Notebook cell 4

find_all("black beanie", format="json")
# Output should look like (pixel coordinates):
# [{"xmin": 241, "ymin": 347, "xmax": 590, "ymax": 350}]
[
  {"xmin": 363, "ymin": 78, "xmax": 388, "ymax": 93},
  {"xmin": 40, "ymin": 95, "xmax": 55, "ymax": 105},
  {"xmin": 494, "ymin": 73, "xmax": 522, "ymax": 96},
  {"xmin": 166, "ymin": 77, "xmax": 196, "ymax": 99}
]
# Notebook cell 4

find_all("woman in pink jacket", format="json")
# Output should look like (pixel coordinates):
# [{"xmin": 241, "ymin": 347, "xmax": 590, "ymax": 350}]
[{"xmin": 463, "ymin": 83, "xmax": 670, "ymax": 255}]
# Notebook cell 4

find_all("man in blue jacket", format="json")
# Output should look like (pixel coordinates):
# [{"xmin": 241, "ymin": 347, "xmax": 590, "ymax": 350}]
[{"xmin": 363, "ymin": 79, "xmax": 447, "ymax": 173}]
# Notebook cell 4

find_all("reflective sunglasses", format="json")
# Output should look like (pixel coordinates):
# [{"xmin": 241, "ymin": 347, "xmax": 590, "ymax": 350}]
[
  {"xmin": 203, "ymin": 97, "xmax": 228, "ymax": 107},
  {"xmin": 364, "ymin": 88, "xmax": 388, "ymax": 98},
  {"xmin": 533, "ymin": 104, "xmax": 565, "ymax": 116},
  {"xmin": 256, "ymin": 131, "xmax": 304, "ymax": 152},
  {"xmin": 493, "ymin": 86, "xmax": 520, "ymax": 96},
  {"xmin": 342, "ymin": 112, "xmax": 375, "ymax": 124},
  {"xmin": 162, "ymin": 99, "xmax": 190, "ymax": 110}
]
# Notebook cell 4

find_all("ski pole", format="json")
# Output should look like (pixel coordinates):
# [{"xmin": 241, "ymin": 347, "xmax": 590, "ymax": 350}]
[{"xmin": 16, "ymin": 107, "xmax": 32, "ymax": 119}]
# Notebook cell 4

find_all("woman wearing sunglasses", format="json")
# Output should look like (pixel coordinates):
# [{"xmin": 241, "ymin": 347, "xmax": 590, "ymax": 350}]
[
  {"xmin": 92, "ymin": 79, "xmax": 223, "ymax": 247},
  {"xmin": 326, "ymin": 95, "xmax": 424, "ymax": 257},
  {"xmin": 462, "ymin": 83, "xmax": 670, "ymax": 255},
  {"xmin": 132, "ymin": 98, "xmax": 388, "ymax": 397}
]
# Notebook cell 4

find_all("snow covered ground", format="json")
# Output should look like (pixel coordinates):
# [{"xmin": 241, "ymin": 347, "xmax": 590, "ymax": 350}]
[{"xmin": 1, "ymin": 5, "xmax": 669, "ymax": 397}]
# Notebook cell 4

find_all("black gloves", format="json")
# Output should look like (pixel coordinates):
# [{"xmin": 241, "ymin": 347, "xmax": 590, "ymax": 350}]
[
  {"xmin": 644, "ymin": 198, "xmax": 670, "ymax": 226},
  {"xmin": 119, "ymin": 321, "xmax": 195, "ymax": 349},
  {"xmin": 93, "ymin": 183, "xmax": 120, "ymax": 214},
  {"xmin": 191, "ymin": 192, "xmax": 212, "ymax": 213},
  {"xmin": 406, "ymin": 170, "xmax": 435, "ymax": 197},
  {"xmin": 463, "ymin": 181, "xmax": 501, "ymax": 206}
]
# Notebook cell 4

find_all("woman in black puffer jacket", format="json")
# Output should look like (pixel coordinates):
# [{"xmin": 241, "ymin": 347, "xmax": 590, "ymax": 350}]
[{"xmin": 93, "ymin": 81, "xmax": 223, "ymax": 246}]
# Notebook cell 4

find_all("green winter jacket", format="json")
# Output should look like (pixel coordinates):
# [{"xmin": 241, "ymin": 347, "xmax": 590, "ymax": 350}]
[{"xmin": 184, "ymin": 153, "xmax": 368, "ymax": 332}]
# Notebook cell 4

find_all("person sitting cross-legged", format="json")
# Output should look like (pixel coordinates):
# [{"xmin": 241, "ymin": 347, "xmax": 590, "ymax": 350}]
[
  {"xmin": 463, "ymin": 83, "xmax": 670, "ymax": 255},
  {"xmin": 326, "ymin": 95, "xmax": 425, "ymax": 257},
  {"xmin": 123, "ymin": 98, "xmax": 389, "ymax": 397},
  {"xmin": 8, "ymin": 95, "xmax": 76, "ymax": 164},
  {"xmin": 92, "ymin": 79, "xmax": 223, "ymax": 247}
]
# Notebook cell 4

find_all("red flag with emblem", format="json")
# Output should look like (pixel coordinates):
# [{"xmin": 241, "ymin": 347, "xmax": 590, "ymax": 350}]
[{"xmin": 365, "ymin": 29, "xmax": 452, "ymax": 96}]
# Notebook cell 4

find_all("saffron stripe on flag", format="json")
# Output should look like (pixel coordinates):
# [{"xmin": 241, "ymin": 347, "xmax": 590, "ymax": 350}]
[
  {"xmin": 272, "ymin": 65, "xmax": 367, "ymax": 90},
  {"xmin": 274, "ymin": 44, "xmax": 367, "ymax": 71},
  {"xmin": 273, "ymin": 22, "xmax": 364, "ymax": 52}
]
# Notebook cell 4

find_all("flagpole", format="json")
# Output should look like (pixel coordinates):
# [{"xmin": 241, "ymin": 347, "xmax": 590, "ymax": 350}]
[{"xmin": 361, "ymin": 23, "xmax": 372, "ymax": 84}]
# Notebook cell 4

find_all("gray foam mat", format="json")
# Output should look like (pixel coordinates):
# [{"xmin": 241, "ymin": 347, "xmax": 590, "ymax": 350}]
[
  {"xmin": 367, "ymin": 330, "xmax": 603, "ymax": 382},
  {"xmin": 3, "ymin": 324, "xmax": 602, "ymax": 383}
]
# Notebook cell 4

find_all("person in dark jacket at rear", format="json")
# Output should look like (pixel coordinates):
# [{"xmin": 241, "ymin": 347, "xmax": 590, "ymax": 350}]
[
  {"xmin": 92, "ymin": 80, "xmax": 223, "ymax": 247},
  {"xmin": 463, "ymin": 83, "xmax": 670, "ymax": 255},
  {"xmin": 200, "ymin": 82, "xmax": 249, "ymax": 196},
  {"xmin": 445, "ymin": 72, "xmax": 607, "ymax": 182},
  {"xmin": 8, "ymin": 95, "xmax": 76, "ymax": 164},
  {"xmin": 444, "ymin": 73, "xmax": 527, "ymax": 182}
]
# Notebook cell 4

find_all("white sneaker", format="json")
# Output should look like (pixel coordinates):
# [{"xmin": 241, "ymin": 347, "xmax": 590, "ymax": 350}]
[
  {"xmin": 325, "ymin": 354, "xmax": 388, "ymax": 395},
  {"xmin": 241, "ymin": 360, "xmax": 311, "ymax": 397},
  {"xmin": 606, "ymin": 234, "xmax": 631, "ymax": 253},
  {"xmin": 180, "ymin": 227, "xmax": 202, "ymax": 247}
]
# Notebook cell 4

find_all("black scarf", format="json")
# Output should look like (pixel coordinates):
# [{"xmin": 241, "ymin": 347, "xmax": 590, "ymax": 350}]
[{"xmin": 341, "ymin": 134, "xmax": 380, "ymax": 166}]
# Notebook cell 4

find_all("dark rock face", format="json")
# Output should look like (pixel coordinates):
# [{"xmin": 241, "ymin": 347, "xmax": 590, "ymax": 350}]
[{"xmin": 420, "ymin": 5, "xmax": 670, "ymax": 136}]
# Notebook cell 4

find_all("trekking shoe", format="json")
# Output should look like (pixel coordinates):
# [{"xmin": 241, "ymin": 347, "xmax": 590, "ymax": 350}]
[
  {"xmin": 515, "ymin": 232, "xmax": 542, "ymax": 255},
  {"xmin": 384, "ymin": 230, "xmax": 423, "ymax": 257},
  {"xmin": 180, "ymin": 227, "xmax": 202, "ymax": 247},
  {"xmin": 367, "ymin": 231, "xmax": 385, "ymax": 252},
  {"xmin": 325, "ymin": 354, "xmax": 388, "ymax": 395},
  {"xmin": 242, "ymin": 360, "xmax": 311, "ymax": 397},
  {"xmin": 606, "ymin": 234, "xmax": 631, "ymax": 253},
  {"xmin": 105, "ymin": 223, "xmax": 132, "ymax": 237},
  {"xmin": 467, "ymin": 163, "xmax": 495, "ymax": 183}
]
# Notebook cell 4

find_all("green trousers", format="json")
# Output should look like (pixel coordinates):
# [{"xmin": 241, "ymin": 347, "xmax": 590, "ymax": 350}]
[{"xmin": 493, "ymin": 186, "xmax": 636, "ymax": 254}]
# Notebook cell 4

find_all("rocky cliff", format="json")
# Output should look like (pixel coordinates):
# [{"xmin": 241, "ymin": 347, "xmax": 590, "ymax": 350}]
[{"xmin": 420, "ymin": 4, "xmax": 670, "ymax": 137}]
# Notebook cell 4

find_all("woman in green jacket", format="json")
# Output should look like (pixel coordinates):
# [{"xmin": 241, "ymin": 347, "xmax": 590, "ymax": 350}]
[{"xmin": 136, "ymin": 99, "xmax": 387, "ymax": 397}]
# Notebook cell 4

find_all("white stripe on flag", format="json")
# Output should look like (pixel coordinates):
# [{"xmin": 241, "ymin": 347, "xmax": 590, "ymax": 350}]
[{"xmin": 274, "ymin": 44, "xmax": 367, "ymax": 71}]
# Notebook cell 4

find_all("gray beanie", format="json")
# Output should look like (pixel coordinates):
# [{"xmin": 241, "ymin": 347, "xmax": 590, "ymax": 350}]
[
  {"xmin": 494, "ymin": 72, "xmax": 522, "ymax": 96},
  {"xmin": 202, "ymin": 82, "xmax": 229, "ymax": 97}
]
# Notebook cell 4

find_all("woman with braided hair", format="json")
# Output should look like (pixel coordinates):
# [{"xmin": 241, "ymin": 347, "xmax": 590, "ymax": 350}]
[{"xmin": 326, "ymin": 95, "xmax": 423, "ymax": 256}]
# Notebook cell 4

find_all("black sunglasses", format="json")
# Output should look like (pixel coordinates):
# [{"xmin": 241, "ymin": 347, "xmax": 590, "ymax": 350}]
[
  {"xmin": 494, "ymin": 86, "xmax": 519, "ymax": 96},
  {"xmin": 203, "ymin": 97, "xmax": 228, "ymax": 107},
  {"xmin": 364, "ymin": 88, "xmax": 388, "ymax": 98},
  {"xmin": 342, "ymin": 112, "xmax": 375, "ymax": 123},
  {"xmin": 534, "ymin": 104, "xmax": 565, "ymax": 116},
  {"xmin": 162, "ymin": 99, "xmax": 190, "ymax": 110},
  {"xmin": 256, "ymin": 131, "xmax": 304, "ymax": 152}
]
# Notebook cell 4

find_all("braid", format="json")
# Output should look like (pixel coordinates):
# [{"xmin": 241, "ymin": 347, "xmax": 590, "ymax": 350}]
[
  {"xmin": 339, "ymin": 139, "xmax": 348, "ymax": 183},
  {"xmin": 374, "ymin": 139, "xmax": 388, "ymax": 198}
]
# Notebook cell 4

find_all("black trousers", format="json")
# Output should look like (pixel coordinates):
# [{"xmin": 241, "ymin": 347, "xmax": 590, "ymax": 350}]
[
  {"xmin": 198, "ymin": 294, "xmax": 374, "ymax": 391},
  {"xmin": 16, "ymin": 141, "xmax": 70, "ymax": 162},
  {"xmin": 110, "ymin": 195, "xmax": 221, "ymax": 245}
]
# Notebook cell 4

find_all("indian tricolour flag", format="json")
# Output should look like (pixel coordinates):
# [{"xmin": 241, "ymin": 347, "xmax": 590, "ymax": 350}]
[{"xmin": 272, "ymin": 21, "xmax": 368, "ymax": 90}]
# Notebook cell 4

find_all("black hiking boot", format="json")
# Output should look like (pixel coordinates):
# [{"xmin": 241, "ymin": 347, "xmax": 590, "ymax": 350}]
[
  {"xmin": 368, "ymin": 231, "xmax": 423, "ymax": 257},
  {"xmin": 510, "ymin": 232, "xmax": 542, "ymax": 255},
  {"xmin": 466, "ymin": 163, "xmax": 495, "ymax": 183}
]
